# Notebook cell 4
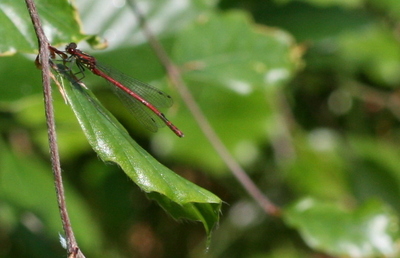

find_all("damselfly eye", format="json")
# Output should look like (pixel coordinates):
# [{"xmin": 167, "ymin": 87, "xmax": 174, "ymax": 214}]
[{"xmin": 66, "ymin": 42, "xmax": 78, "ymax": 53}]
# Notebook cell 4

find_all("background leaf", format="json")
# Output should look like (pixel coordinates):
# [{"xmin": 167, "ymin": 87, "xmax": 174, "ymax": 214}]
[
  {"xmin": 0, "ymin": 137, "xmax": 103, "ymax": 256},
  {"xmin": 168, "ymin": 10, "xmax": 300, "ymax": 172},
  {"xmin": 0, "ymin": 0, "xmax": 88, "ymax": 55},
  {"xmin": 284, "ymin": 198, "xmax": 400, "ymax": 257}
]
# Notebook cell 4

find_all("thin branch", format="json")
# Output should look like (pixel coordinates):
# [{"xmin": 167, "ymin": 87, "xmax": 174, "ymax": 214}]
[
  {"xmin": 348, "ymin": 80, "xmax": 400, "ymax": 120},
  {"xmin": 24, "ymin": 0, "xmax": 83, "ymax": 257},
  {"xmin": 128, "ymin": 0, "xmax": 280, "ymax": 216}
]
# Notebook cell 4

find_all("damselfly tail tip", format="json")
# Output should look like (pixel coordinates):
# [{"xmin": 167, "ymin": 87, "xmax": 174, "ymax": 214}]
[
  {"xmin": 172, "ymin": 129, "xmax": 184, "ymax": 138},
  {"xmin": 172, "ymin": 128, "xmax": 184, "ymax": 138}
]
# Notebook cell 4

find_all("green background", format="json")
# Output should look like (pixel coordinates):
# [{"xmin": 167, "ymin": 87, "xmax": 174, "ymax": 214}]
[{"xmin": 1, "ymin": 0, "xmax": 400, "ymax": 257}]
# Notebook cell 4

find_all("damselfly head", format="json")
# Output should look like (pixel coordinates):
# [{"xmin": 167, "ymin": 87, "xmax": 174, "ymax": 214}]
[{"xmin": 66, "ymin": 42, "xmax": 78, "ymax": 55}]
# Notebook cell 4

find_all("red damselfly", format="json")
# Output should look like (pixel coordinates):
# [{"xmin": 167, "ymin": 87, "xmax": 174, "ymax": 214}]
[{"xmin": 60, "ymin": 43, "xmax": 184, "ymax": 137}]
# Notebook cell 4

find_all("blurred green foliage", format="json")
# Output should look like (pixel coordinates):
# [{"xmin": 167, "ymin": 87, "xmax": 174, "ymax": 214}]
[{"xmin": 1, "ymin": 0, "xmax": 400, "ymax": 257}]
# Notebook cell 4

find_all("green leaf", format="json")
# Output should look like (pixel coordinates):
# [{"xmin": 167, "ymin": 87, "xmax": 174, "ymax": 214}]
[
  {"xmin": 338, "ymin": 24, "xmax": 400, "ymax": 86},
  {"xmin": 0, "ymin": 0, "xmax": 90, "ymax": 55},
  {"xmin": 0, "ymin": 0, "xmax": 216, "ymax": 55},
  {"xmin": 283, "ymin": 130, "xmax": 350, "ymax": 200},
  {"xmin": 274, "ymin": 0, "xmax": 363, "ymax": 8},
  {"xmin": 284, "ymin": 197, "xmax": 400, "ymax": 257},
  {"xmin": 167, "ymin": 10, "xmax": 301, "ymax": 172},
  {"xmin": 0, "ymin": 137, "xmax": 103, "ymax": 254},
  {"xmin": 55, "ymin": 65, "xmax": 221, "ymax": 237},
  {"xmin": 173, "ymin": 10, "xmax": 298, "ymax": 91},
  {"xmin": 366, "ymin": 0, "xmax": 400, "ymax": 21},
  {"xmin": 347, "ymin": 136, "xmax": 400, "ymax": 212},
  {"xmin": 76, "ymin": 0, "xmax": 217, "ymax": 48}
]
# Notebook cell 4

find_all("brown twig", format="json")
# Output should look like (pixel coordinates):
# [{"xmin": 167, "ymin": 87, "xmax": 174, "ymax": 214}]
[
  {"xmin": 128, "ymin": 0, "xmax": 280, "ymax": 216},
  {"xmin": 24, "ymin": 0, "xmax": 84, "ymax": 257},
  {"xmin": 347, "ymin": 80, "xmax": 400, "ymax": 120}
]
